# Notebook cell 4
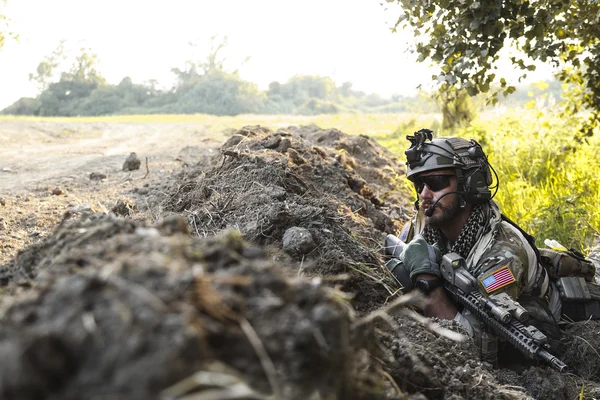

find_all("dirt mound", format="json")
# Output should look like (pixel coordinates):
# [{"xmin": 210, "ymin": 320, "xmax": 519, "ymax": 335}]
[
  {"xmin": 0, "ymin": 214, "xmax": 384, "ymax": 400},
  {"xmin": 159, "ymin": 125, "xmax": 409, "ymax": 312}
]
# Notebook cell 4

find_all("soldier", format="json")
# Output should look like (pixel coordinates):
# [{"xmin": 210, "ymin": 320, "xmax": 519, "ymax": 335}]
[{"xmin": 386, "ymin": 129, "xmax": 562, "ymax": 349}]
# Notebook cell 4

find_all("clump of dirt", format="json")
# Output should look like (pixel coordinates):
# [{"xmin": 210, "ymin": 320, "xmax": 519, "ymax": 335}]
[
  {"xmin": 158, "ymin": 125, "xmax": 410, "ymax": 312},
  {"xmin": 0, "ymin": 213, "xmax": 391, "ymax": 400}
]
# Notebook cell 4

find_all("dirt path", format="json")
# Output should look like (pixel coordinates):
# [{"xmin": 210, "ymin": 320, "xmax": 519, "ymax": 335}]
[
  {"xmin": 0, "ymin": 121, "xmax": 224, "ymax": 191},
  {"xmin": 0, "ymin": 121, "xmax": 224, "ymax": 263}
]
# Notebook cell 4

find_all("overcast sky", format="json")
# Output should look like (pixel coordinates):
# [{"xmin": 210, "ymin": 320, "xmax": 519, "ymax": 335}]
[{"xmin": 0, "ymin": 0, "xmax": 553, "ymax": 109}]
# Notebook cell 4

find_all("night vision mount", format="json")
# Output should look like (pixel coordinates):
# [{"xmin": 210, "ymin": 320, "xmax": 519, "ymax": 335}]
[{"xmin": 405, "ymin": 128, "xmax": 434, "ymax": 166}]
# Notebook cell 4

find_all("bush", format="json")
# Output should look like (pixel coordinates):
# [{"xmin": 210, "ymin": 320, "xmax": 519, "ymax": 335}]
[{"xmin": 1, "ymin": 97, "xmax": 41, "ymax": 115}]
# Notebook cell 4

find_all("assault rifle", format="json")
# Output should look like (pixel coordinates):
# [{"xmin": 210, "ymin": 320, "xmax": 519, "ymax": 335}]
[
  {"xmin": 440, "ymin": 253, "xmax": 567, "ymax": 372},
  {"xmin": 384, "ymin": 234, "xmax": 567, "ymax": 372}
]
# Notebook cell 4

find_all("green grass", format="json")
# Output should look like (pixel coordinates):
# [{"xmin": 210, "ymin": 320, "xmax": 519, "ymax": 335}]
[{"xmin": 2, "ymin": 110, "xmax": 597, "ymax": 252}]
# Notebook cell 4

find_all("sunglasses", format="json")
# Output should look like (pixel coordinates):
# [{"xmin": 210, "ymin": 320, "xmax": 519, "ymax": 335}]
[{"xmin": 413, "ymin": 175, "xmax": 454, "ymax": 193}]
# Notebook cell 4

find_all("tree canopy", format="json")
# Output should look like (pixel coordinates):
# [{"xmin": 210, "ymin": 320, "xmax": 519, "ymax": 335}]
[{"xmin": 392, "ymin": 0, "xmax": 600, "ymax": 137}]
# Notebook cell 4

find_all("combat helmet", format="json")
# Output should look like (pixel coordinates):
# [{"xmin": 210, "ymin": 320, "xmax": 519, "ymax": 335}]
[{"xmin": 405, "ymin": 129, "xmax": 495, "ymax": 204}]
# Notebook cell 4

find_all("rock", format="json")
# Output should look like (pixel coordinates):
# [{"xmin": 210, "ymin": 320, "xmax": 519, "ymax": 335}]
[
  {"xmin": 287, "ymin": 148, "xmax": 306, "ymax": 165},
  {"xmin": 0, "ymin": 198, "xmax": 6, "ymax": 206},
  {"xmin": 278, "ymin": 138, "xmax": 292, "ymax": 153},
  {"xmin": 89, "ymin": 172, "xmax": 107, "ymax": 181},
  {"xmin": 262, "ymin": 135, "xmax": 281, "ymax": 149},
  {"xmin": 111, "ymin": 199, "xmax": 135, "ymax": 216},
  {"xmin": 122, "ymin": 152, "xmax": 141, "ymax": 171},
  {"xmin": 51, "ymin": 187, "xmax": 64, "ymax": 196},
  {"xmin": 265, "ymin": 185, "xmax": 286, "ymax": 200},
  {"xmin": 282, "ymin": 227, "xmax": 315, "ymax": 256}
]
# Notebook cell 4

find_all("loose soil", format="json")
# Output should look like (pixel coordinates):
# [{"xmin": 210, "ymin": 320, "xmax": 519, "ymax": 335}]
[{"xmin": 1, "ymin": 120, "xmax": 599, "ymax": 400}]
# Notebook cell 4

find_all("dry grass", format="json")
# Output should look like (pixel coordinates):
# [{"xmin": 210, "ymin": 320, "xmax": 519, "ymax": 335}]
[{"xmin": 0, "ymin": 112, "xmax": 438, "ymax": 136}]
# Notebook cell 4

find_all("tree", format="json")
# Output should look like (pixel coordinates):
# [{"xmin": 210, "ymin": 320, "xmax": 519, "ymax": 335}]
[
  {"xmin": 68, "ymin": 46, "xmax": 105, "ymax": 85},
  {"xmin": 172, "ymin": 35, "xmax": 248, "ymax": 88},
  {"xmin": 34, "ymin": 47, "xmax": 106, "ymax": 116},
  {"xmin": 439, "ymin": 87, "xmax": 478, "ymax": 131},
  {"xmin": 175, "ymin": 70, "xmax": 264, "ymax": 115},
  {"xmin": 0, "ymin": 3, "xmax": 6, "ymax": 50},
  {"xmin": 168, "ymin": 36, "xmax": 262, "ymax": 115},
  {"xmin": 392, "ymin": 0, "xmax": 600, "ymax": 138},
  {"xmin": 265, "ymin": 75, "xmax": 338, "ymax": 110},
  {"xmin": 29, "ymin": 40, "xmax": 67, "ymax": 92}
]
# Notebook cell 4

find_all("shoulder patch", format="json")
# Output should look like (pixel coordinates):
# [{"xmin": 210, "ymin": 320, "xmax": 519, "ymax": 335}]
[{"xmin": 479, "ymin": 266, "xmax": 516, "ymax": 293}]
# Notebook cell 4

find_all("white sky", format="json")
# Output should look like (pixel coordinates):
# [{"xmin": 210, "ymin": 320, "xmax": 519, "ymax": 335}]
[{"xmin": 0, "ymin": 0, "xmax": 554, "ymax": 109}]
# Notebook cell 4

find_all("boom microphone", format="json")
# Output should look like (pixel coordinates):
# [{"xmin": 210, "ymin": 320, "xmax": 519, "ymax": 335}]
[{"xmin": 424, "ymin": 191, "xmax": 462, "ymax": 217}]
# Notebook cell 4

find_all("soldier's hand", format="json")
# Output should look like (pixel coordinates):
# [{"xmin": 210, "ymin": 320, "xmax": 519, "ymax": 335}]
[{"xmin": 402, "ymin": 235, "xmax": 442, "ymax": 281}]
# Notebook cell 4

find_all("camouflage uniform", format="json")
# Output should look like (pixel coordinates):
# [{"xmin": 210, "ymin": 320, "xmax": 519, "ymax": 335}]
[{"xmin": 404, "ymin": 200, "xmax": 562, "ymax": 341}]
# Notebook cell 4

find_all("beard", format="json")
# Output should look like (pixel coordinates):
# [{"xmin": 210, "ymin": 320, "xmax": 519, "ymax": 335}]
[{"xmin": 424, "ymin": 195, "xmax": 462, "ymax": 228}]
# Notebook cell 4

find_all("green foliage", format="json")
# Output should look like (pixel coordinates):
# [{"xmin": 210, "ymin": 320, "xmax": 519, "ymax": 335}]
[
  {"xmin": 497, "ymin": 79, "xmax": 564, "ymax": 109},
  {"xmin": 32, "ymin": 48, "xmax": 107, "ymax": 116},
  {"xmin": 295, "ymin": 98, "xmax": 340, "ymax": 115},
  {"xmin": 264, "ymin": 75, "xmax": 338, "ymax": 114},
  {"xmin": 68, "ymin": 47, "xmax": 104, "ymax": 85},
  {"xmin": 392, "ymin": 0, "xmax": 600, "ymax": 138},
  {"xmin": 0, "ymin": 6, "xmax": 6, "ymax": 50},
  {"xmin": 172, "ymin": 35, "xmax": 241, "ymax": 82},
  {"xmin": 460, "ymin": 113, "xmax": 599, "ymax": 252},
  {"xmin": 169, "ymin": 70, "xmax": 265, "ymax": 115}
]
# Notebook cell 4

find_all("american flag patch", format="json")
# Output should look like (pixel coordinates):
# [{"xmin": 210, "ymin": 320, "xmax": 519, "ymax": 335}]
[{"xmin": 480, "ymin": 266, "xmax": 516, "ymax": 293}]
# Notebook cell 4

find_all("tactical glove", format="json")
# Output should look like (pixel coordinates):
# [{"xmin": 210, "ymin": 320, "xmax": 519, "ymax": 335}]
[
  {"xmin": 385, "ymin": 257, "xmax": 413, "ymax": 291},
  {"xmin": 402, "ymin": 235, "xmax": 442, "ymax": 281}
]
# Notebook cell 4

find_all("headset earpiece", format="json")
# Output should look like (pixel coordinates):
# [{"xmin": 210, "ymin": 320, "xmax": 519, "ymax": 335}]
[{"xmin": 461, "ymin": 142, "xmax": 493, "ymax": 203}]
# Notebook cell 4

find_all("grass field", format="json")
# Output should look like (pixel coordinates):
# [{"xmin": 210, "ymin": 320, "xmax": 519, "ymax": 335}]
[
  {"xmin": 0, "ymin": 112, "xmax": 441, "ymax": 136},
  {"xmin": 2, "ymin": 110, "xmax": 598, "ymax": 252}
]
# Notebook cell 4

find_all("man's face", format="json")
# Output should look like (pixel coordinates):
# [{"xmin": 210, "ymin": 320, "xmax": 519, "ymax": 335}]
[{"xmin": 413, "ymin": 169, "xmax": 461, "ymax": 227}]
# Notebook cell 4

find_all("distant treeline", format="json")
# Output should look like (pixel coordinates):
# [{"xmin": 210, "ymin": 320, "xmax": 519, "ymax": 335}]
[
  {"xmin": 1, "ymin": 73, "xmax": 565, "ymax": 118},
  {"xmin": 2, "ymin": 70, "xmax": 440, "ymax": 117},
  {"xmin": 1, "ymin": 42, "xmax": 564, "ymax": 117}
]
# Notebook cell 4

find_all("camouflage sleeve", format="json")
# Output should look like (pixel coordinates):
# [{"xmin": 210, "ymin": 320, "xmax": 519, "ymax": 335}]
[{"xmin": 470, "ymin": 227, "xmax": 533, "ymax": 299}]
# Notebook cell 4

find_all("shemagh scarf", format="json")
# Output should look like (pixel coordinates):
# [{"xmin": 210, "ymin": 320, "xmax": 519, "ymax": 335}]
[{"xmin": 422, "ymin": 203, "xmax": 487, "ymax": 259}]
